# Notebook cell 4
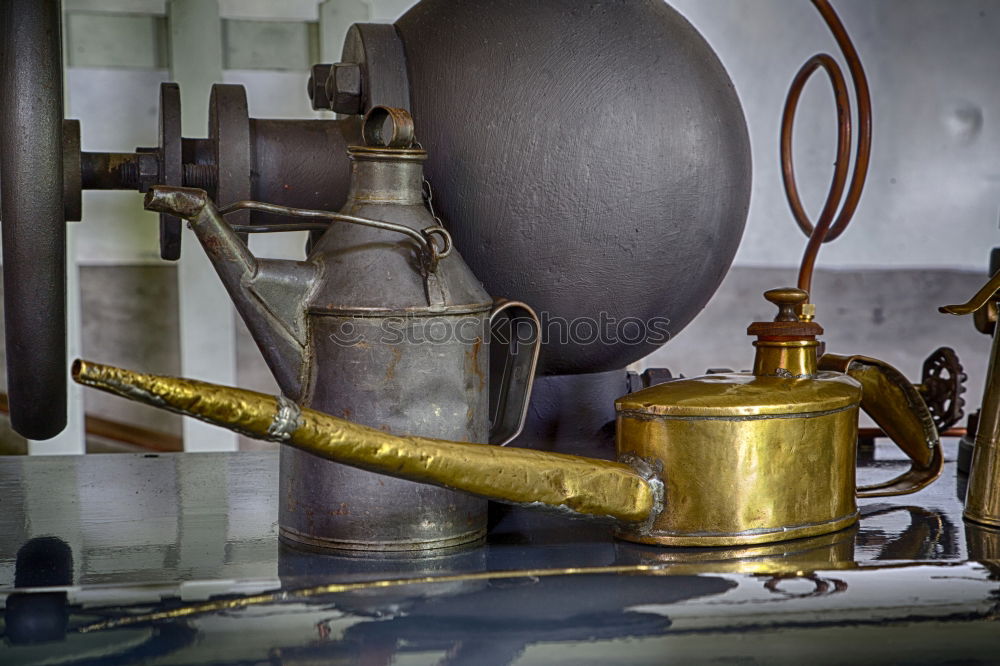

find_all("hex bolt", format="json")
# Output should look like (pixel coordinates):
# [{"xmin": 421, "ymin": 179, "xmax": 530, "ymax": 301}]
[
  {"xmin": 328, "ymin": 62, "xmax": 364, "ymax": 115},
  {"xmin": 307, "ymin": 63, "xmax": 334, "ymax": 110}
]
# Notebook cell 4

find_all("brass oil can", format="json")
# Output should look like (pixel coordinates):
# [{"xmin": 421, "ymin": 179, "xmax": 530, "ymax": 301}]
[
  {"xmin": 614, "ymin": 287, "xmax": 942, "ymax": 546},
  {"xmin": 614, "ymin": 288, "xmax": 860, "ymax": 546}
]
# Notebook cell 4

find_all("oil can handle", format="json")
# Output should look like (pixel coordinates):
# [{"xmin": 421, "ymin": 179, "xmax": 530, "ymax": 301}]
[
  {"xmin": 213, "ymin": 196, "xmax": 451, "ymax": 271},
  {"xmin": 819, "ymin": 353, "xmax": 943, "ymax": 497},
  {"xmin": 489, "ymin": 300, "xmax": 541, "ymax": 446}
]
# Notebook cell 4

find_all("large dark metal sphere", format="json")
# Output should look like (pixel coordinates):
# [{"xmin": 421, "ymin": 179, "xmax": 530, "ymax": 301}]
[{"xmin": 395, "ymin": 0, "xmax": 751, "ymax": 375}]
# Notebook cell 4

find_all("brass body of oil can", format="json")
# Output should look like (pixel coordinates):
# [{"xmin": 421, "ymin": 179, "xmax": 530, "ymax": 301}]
[
  {"xmin": 614, "ymin": 288, "xmax": 938, "ymax": 546},
  {"xmin": 614, "ymin": 365, "xmax": 860, "ymax": 546}
]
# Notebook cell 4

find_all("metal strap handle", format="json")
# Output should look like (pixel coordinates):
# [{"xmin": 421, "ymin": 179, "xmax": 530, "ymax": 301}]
[
  {"xmin": 819, "ymin": 353, "xmax": 943, "ymax": 497},
  {"xmin": 489, "ymin": 300, "xmax": 541, "ymax": 446},
  {"xmin": 218, "ymin": 200, "xmax": 452, "ymax": 272}
]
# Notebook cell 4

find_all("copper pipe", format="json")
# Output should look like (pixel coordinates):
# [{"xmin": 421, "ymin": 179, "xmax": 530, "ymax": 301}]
[
  {"xmin": 783, "ymin": 0, "xmax": 873, "ymax": 295},
  {"xmin": 813, "ymin": 0, "xmax": 873, "ymax": 240},
  {"xmin": 782, "ymin": 53, "xmax": 851, "ymax": 295}
]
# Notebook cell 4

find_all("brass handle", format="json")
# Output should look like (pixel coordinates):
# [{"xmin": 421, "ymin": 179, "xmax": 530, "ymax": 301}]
[
  {"xmin": 819, "ymin": 354, "xmax": 943, "ymax": 497},
  {"xmin": 488, "ymin": 300, "xmax": 541, "ymax": 446},
  {"xmin": 939, "ymin": 270, "xmax": 1000, "ymax": 316}
]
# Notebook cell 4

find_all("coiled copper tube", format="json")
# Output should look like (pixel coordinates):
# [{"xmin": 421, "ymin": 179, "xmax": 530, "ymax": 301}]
[{"xmin": 781, "ymin": 0, "xmax": 872, "ymax": 295}]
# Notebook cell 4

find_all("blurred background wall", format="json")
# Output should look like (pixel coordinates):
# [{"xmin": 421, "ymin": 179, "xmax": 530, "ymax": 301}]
[{"xmin": 2, "ymin": 0, "xmax": 995, "ymax": 452}]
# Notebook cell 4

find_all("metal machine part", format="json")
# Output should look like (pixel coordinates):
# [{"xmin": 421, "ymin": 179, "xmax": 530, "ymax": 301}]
[
  {"xmin": 0, "ymin": 0, "xmax": 752, "ymax": 439},
  {"xmin": 75, "ymin": 83, "xmax": 363, "ymax": 251},
  {"xmin": 0, "ymin": 0, "xmax": 67, "ymax": 439},
  {"xmin": 142, "ymin": 108, "xmax": 541, "ymax": 552},
  {"xmin": 72, "ymin": 287, "xmax": 944, "ymax": 548},
  {"xmin": 855, "ymin": 347, "xmax": 967, "ymax": 454},
  {"xmin": 0, "ymin": 0, "xmax": 360, "ymax": 439},
  {"xmin": 2, "ymin": 72, "xmax": 361, "ymax": 440},
  {"xmin": 917, "ymin": 347, "xmax": 967, "ymax": 433}
]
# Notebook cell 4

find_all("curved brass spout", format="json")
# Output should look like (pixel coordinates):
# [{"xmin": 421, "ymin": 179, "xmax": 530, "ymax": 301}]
[
  {"xmin": 71, "ymin": 360, "xmax": 660, "ymax": 525},
  {"xmin": 939, "ymin": 270, "xmax": 1000, "ymax": 316}
]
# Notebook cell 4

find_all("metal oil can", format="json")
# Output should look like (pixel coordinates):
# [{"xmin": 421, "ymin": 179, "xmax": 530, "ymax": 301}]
[{"xmin": 615, "ymin": 288, "xmax": 862, "ymax": 546}]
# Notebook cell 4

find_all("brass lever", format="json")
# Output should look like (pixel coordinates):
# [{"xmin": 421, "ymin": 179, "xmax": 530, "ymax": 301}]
[{"xmin": 939, "ymin": 270, "xmax": 1000, "ymax": 316}]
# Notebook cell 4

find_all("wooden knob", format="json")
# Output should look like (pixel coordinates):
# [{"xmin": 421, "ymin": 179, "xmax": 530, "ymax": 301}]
[{"xmin": 763, "ymin": 287, "xmax": 808, "ymax": 322}]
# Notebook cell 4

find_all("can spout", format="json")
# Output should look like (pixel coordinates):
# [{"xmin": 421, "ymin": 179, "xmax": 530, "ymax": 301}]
[
  {"xmin": 144, "ymin": 186, "xmax": 312, "ymax": 401},
  {"xmin": 71, "ymin": 360, "xmax": 661, "ymax": 525}
]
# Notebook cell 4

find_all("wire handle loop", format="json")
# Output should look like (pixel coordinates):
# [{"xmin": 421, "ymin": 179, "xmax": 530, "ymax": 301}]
[{"xmin": 219, "ymin": 199, "xmax": 452, "ymax": 273}]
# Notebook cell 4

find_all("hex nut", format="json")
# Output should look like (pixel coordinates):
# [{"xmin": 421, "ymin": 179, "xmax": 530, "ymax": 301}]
[
  {"xmin": 308, "ymin": 63, "xmax": 334, "ymax": 110},
  {"xmin": 136, "ymin": 150, "xmax": 160, "ymax": 193},
  {"xmin": 328, "ymin": 62, "xmax": 364, "ymax": 115}
]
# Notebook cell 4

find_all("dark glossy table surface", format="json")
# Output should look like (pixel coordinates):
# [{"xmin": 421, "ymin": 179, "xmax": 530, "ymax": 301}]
[{"xmin": 1, "ymin": 439, "xmax": 999, "ymax": 664}]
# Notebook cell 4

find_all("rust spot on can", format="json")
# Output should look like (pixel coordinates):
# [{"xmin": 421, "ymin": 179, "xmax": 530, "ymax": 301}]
[
  {"xmin": 385, "ymin": 345, "xmax": 402, "ymax": 381},
  {"xmin": 467, "ymin": 335, "xmax": 486, "ymax": 392}
]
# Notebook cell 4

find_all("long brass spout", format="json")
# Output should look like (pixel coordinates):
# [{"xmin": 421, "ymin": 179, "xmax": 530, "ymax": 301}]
[{"xmin": 71, "ymin": 360, "xmax": 661, "ymax": 525}]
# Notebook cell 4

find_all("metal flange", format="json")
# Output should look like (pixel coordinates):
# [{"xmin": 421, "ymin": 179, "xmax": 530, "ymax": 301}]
[
  {"xmin": 158, "ymin": 83, "xmax": 184, "ymax": 260},
  {"xmin": 209, "ymin": 84, "xmax": 252, "ymax": 242}
]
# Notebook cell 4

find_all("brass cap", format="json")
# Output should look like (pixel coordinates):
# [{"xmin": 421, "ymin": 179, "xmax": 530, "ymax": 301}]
[{"xmin": 746, "ymin": 287, "xmax": 823, "ymax": 338}]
